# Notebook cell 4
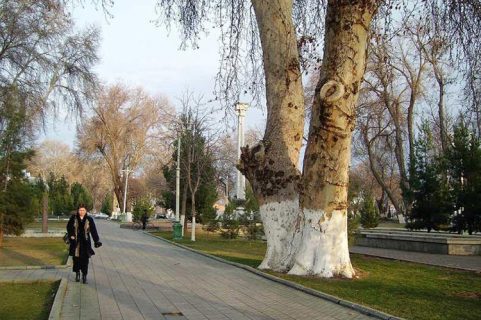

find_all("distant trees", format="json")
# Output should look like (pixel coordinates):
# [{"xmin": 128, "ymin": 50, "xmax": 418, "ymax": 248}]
[{"xmin": 77, "ymin": 84, "xmax": 173, "ymax": 213}]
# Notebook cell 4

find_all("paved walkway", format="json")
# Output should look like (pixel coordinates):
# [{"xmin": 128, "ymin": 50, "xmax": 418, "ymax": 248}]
[
  {"xmin": 350, "ymin": 246, "xmax": 481, "ymax": 272},
  {"xmin": 1, "ymin": 221, "xmax": 376, "ymax": 320}
]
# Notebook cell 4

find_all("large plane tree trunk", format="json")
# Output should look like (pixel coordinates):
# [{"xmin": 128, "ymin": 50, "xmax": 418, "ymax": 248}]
[
  {"xmin": 292, "ymin": 1, "xmax": 377, "ymax": 277},
  {"xmin": 241, "ymin": 0, "xmax": 305, "ymax": 272},
  {"xmin": 242, "ymin": 0, "xmax": 378, "ymax": 277}
]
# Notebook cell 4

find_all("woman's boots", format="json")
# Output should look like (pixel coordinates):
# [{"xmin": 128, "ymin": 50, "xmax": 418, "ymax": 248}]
[{"xmin": 75, "ymin": 272, "xmax": 87, "ymax": 284}]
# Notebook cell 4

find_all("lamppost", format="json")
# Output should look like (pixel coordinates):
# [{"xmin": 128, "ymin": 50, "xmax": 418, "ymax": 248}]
[
  {"xmin": 235, "ymin": 102, "xmax": 248, "ymax": 216},
  {"xmin": 173, "ymin": 135, "xmax": 183, "ymax": 240}
]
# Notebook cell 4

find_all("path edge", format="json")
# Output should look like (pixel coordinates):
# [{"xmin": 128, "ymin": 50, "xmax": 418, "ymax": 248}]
[
  {"xmin": 145, "ymin": 232, "xmax": 403, "ymax": 320},
  {"xmin": 48, "ymin": 278, "xmax": 68, "ymax": 320},
  {"xmin": 0, "ymin": 255, "xmax": 72, "ymax": 271}
]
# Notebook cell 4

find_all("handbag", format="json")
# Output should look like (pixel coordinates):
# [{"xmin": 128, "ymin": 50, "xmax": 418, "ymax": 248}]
[{"xmin": 63, "ymin": 232, "xmax": 70, "ymax": 245}]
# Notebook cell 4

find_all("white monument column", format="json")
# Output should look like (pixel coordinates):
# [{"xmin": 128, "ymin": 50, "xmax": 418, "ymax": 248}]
[{"xmin": 235, "ymin": 103, "xmax": 248, "ymax": 209}]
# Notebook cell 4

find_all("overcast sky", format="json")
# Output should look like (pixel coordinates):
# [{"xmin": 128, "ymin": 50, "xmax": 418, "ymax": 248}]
[{"xmin": 39, "ymin": 0, "xmax": 266, "ymax": 148}]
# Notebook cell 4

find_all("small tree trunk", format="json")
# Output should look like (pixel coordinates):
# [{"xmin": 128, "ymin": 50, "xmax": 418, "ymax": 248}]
[
  {"xmin": 191, "ymin": 216, "xmax": 196, "ymax": 241},
  {"xmin": 435, "ymin": 70, "xmax": 448, "ymax": 152},
  {"xmin": 0, "ymin": 214, "xmax": 3, "ymax": 248},
  {"xmin": 42, "ymin": 192, "xmax": 48, "ymax": 233},
  {"xmin": 191, "ymin": 193, "xmax": 196, "ymax": 241},
  {"xmin": 294, "ymin": 2, "xmax": 377, "ymax": 277},
  {"xmin": 181, "ymin": 182, "xmax": 188, "ymax": 236},
  {"xmin": 113, "ymin": 176, "xmax": 124, "ymax": 213}
]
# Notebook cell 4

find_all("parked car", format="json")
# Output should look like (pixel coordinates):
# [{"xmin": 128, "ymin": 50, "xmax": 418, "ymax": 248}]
[
  {"xmin": 92, "ymin": 212, "xmax": 110, "ymax": 219},
  {"xmin": 154, "ymin": 213, "xmax": 167, "ymax": 219}
]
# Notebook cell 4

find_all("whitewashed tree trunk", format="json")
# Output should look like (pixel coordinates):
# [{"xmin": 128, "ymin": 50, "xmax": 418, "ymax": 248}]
[
  {"xmin": 180, "ymin": 214, "xmax": 185, "ymax": 236},
  {"xmin": 191, "ymin": 216, "xmax": 196, "ymax": 241},
  {"xmin": 258, "ymin": 199, "xmax": 301, "ymax": 271},
  {"xmin": 293, "ymin": 2, "xmax": 377, "ymax": 277},
  {"xmin": 241, "ymin": 0, "xmax": 305, "ymax": 272}
]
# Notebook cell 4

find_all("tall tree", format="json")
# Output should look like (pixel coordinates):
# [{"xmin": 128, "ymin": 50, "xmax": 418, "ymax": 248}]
[
  {"xmin": 70, "ymin": 182, "xmax": 93, "ymax": 211},
  {"xmin": 47, "ymin": 174, "xmax": 73, "ymax": 214},
  {"xmin": 77, "ymin": 84, "xmax": 171, "ymax": 212},
  {"xmin": 0, "ymin": 0, "xmax": 99, "ymax": 119},
  {"xmin": 163, "ymin": 94, "xmax": 218, "ymax": 240},
  {"xmin": 446, "ymin": 122, "xmax": 481, "ymax": 234},
  {"xmin": 408, "ymin": 124, "xmax": 451, "ymax": 232},
  {"xmin": 157, "ymin": 1, "xmax": 481, "ymax": 277}
]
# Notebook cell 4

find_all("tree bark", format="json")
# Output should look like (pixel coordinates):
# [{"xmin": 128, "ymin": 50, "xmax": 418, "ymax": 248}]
[
  {"xmin": 0, "ymin": 213, "xmax": 3, "ymax": 248},
  {"xmin": 191, "ymin": 195, "xmax": 196, "ymax": 241},
  {"xmin": 294, "ymin": 1, "xmax": 377, "ymax": 277},
  {"xmin": 181, "ymin": 180, "xmax": 188, "ymax": 234},
  {"xmin": 363, "ymin": 130, "xmax": 403, "ymax": 215},
  {"xmin": 434, "ymin": 67, "xmax": 447, "ymax": 152},
  {"xmin": 241, "ymin": 0, "xmax": 305, "ymax": 272}
]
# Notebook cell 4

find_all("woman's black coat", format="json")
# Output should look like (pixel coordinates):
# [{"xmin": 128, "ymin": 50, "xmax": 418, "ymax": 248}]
[{"xmin": 66, "ymin": 214, "xmax": 100, "ymax": 257}]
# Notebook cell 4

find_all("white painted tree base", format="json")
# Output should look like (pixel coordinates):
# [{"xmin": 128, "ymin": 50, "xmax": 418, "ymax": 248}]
[
  {"xmin": 191, "ymin": 216, "xmax": 196, "ymax": 242},
  {"xmin": 288, "ymin": 209, "xmax": 354, "ymax": 278},
  {"xmin": 258, "ymin": 199, "xmax": 354, "ymax": 278},
  {"xmin": 258, "ymin": 199, "xmax": 301, "ymax": 272}
]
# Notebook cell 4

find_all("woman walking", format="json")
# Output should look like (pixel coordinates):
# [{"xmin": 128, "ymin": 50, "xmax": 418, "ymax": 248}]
[{"xmin": 67, "ymin": 204, "xmax": 102, "ymax": 284}]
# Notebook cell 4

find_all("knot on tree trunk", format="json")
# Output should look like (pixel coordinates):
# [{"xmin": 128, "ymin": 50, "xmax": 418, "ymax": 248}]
[
  {"xmin": 320, "ymin": 80, "xmax": 345, "ymax": 103},
  {"xmin": 237, "ymin": 141, "xmax": 267, "ymax": 181},
  {"xmin": 238, "ymin": 141, "xmax": 301, "ymax": 201}
]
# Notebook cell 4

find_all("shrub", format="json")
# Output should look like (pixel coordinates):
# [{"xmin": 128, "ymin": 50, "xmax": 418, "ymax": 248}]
[
  {"xmin": 132, "ymin": 197, "xmax": 153, "ymax": 222},
  {"xmin": 240, "ymin": 212, "xmax": 264, "ymax": 240},
  {"xmin": 220, "ymin": 211, "xmax": 240, "ymax": 239},
  {"xmin": 360, "ymin": 194, "xmax": 379, "ymax": 228}
]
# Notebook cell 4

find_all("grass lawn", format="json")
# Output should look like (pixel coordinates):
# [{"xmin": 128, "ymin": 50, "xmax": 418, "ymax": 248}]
[
  {"xmin": 0, "ymin": 237, "xmax": 68, "ymax": 266},
  {"xmin": 0, "ymin": 281, "xmax": 59, "ymax": 320},
  {"xmin": 26, "ymin": 220, "xmax": 69, "ymax": 231},
  {"xmin": 152, "ymin": 230, "xmax": 481, "ymax": 320}
]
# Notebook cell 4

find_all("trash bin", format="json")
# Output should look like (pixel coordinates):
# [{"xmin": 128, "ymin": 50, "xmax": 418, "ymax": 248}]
[{"xmin": 173, "ymin": 221, "xmax": 183, "ymax": 240}]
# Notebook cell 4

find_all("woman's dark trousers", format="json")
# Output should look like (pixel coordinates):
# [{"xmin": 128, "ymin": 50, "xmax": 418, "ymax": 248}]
[{"xmin": 73, "ymin": 256, "xmax": 89, "ymax": 275}]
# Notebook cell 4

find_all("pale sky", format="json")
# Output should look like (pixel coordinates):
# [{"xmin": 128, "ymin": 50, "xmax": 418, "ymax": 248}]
[{"xmin": 39, "ymin": 0, "xmax": 266, "ymax": 148}]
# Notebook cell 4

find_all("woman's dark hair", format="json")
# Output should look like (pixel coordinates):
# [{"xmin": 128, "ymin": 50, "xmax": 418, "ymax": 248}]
[{"xmin": 77, "ymin": 203, "xmax": 87, "ymax": 211}]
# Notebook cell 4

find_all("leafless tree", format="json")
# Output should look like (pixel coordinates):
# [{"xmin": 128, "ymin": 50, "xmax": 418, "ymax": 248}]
[{"xmin": 77, "ymin": 84, "xmax": 172, "ymax": 213}]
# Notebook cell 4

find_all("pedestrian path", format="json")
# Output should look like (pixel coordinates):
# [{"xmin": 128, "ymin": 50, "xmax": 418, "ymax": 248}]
[
  {"xmin": 67, "ymin": 221, "xmax": 377, "ymax": 320},
  {"xmin": 1, "ymin": 221, "xmax": 379, "ymax": 320},
  {"xmin": 350, "ymin": 246, "xmax": 481, "ymax": 272}
]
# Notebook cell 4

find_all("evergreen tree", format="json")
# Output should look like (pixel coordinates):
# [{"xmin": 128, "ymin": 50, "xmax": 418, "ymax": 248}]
[
  {"xmin": 446, "ymin": 123, "xmax": 481, "ymax": 234},
  {"xmin": 360, "ymin": 193, "xmax": 379, "ymax": 229},
  {"xmin": 47, "ymin": 174, "xmax": 73, "ymax": 215},
  {"xmin": 0, "ymin": 87, "xmax": 37, "ymax": 246},
  {"xmin": 407, "ymin": 125, "xmax": 451, "ymax": 232},
  {"xmin": 70, "ymin": 182, "xmax": 93, "ymax": 211},
  {"xmin": 101, "ymin": 193, "xmax": 113, "ymax": 215},
  {"xmin": 162, "ymin": 133, "xmax": 218, "ymax": 224}
]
